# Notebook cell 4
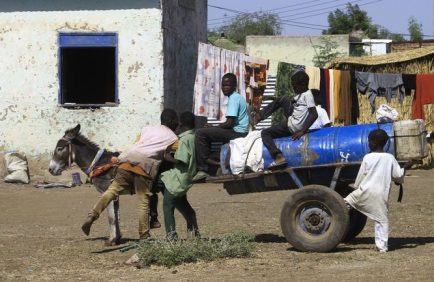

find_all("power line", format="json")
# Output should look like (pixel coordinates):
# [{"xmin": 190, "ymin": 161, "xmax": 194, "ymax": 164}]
[
  {"xmin": 207, "ymin": 0, "xmax": 434, "ymax": 38},
  {"xmin": 208, "ymin": 0, "xmax": 370, "ymax": 27},
  {"xmin": 208, "ymin": 0, "xmax": 324, "ymax": 22},
  {"xmin": 273, "ymin": 0, "xmax": 349, "ymax": 16},
  {"xmin": 281, "ymin": 20, "xmax": 329, "ymax": 28},
  {"xmin": 280, "ymin": 21, "xmax": 325, "ymax": 31},
  {"xmin": 279, "ymin": 0, "xmax": 365, "ymax": 20},
  {"xmin": 287, "ymin": 0, "xmax": 381, "ymax": 21},
  {"xmin": 207, "ymin": 4, "xmax": 244, "ymax": 15}
]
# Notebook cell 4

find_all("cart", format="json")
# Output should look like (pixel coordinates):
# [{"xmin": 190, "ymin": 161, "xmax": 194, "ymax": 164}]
[{"xmin": 204, "ymin": 121, "xmax": 428, "ymax": 253}]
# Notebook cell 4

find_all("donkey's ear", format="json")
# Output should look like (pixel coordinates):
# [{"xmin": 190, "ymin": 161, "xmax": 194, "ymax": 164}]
[{"xmin": 64, "ymin": 124, "xmax": 81, "ymax": 140}]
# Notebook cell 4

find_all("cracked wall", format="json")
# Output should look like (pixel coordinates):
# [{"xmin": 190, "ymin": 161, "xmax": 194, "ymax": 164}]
[{"xmin": 0, "ymin": 8, "xmax": 164, "ymax": 168}]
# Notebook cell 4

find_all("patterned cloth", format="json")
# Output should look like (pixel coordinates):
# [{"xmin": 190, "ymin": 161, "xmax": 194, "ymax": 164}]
[
  {"xmin": 193, "ymin": 43, "xmax": 221, "ymax": 119},
  {"xmin": 193, "ymin": 43, "xmax": 247, "ymax": 120}
]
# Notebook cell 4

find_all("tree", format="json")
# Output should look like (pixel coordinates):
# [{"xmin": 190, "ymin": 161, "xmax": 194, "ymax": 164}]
[
  {"xmin": 377, "ymin": 26, "xmax": 405, "ymax": 42},
  {"xmin": 312, "ymin": 36, "xmax": 342, "ymax": 68},
  {"xmin": 217, "ymin": 12, "xmax": 281, "ymax": 45},
  {"xmin": 323, "ymin": 3, "xmax": 379, "ymax": 39},
  {"xmin": 408, "ymin": 17, "xmax": 423, "ymax": 41}
]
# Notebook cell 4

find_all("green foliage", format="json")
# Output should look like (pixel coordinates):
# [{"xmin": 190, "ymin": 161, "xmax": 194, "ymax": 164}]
[
  {"xmin": 207, "ymin": 30, "xmax": 220, "ymax": 44},
  {"xmin": 217, "ymin": 12, "xmax": 281, "ymax": 45},
  {"xmin": 389, "ymin": 33, "xmax": 405, "ymax": 42},
  {"xmin": 324, "ymin": 3, "xmax": 379, "ymax": 39},
  {"xmin": 312, "ymin": 36, "xmax": 342, "ymax": 68},
  {"xmin": 408, "ymin": 17, "xmax": 423, "ymax": 41},
  {"xmin": 135, "ymin": 232, "xmax": 254, "ymax": 267},
  {"xmin": 377, "ymin": 27, "xmax": 405, "ymax": 42},
  {"xmin": 273, "ymin": 63, "xmax": 294, "ymax": 124}
]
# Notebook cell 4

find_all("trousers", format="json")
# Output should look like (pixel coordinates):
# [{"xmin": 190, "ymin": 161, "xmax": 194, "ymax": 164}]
[
  {"xmin": 91, "ymin": 168, "xmax": 153, "ymax": 239},
  {"xmin": 261, "ymin": 123, "xmax": 293, "ymax": 158},
  {"xmin": 375, "ymin": 220, "xmax": 389, "ymax": 252},
  {"xmin": 195, "ymin": 127, "xmax": 247, "ymax": 171},
  {"xmin": 259, "ymin": 96, "xmax": 294, "ymax": 158},
  {"xmin": 163, "ymin": 190, "xmax": 199, "ymax": 239}
]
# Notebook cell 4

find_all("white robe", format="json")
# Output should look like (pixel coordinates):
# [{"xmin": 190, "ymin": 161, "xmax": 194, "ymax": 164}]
[{"xmin": 345, "ymin": 152, "xmax": 405, "ymax": 223}]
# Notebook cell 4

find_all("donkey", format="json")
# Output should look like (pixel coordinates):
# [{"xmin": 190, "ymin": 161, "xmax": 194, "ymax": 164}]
[{"xmin": 48, "ymin": 124, "xmax": 122, "ymax": 246}]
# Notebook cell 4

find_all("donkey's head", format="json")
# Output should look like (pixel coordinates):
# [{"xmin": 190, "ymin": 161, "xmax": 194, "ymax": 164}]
[{"xmin": 48, "ymin": 124, "xmax": 81, "ymax": 175}]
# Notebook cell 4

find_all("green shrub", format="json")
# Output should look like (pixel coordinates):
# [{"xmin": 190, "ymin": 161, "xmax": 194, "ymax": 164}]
[{"xmin": 135, "ymin": 231, "xmax": 254, "ymax": 267}]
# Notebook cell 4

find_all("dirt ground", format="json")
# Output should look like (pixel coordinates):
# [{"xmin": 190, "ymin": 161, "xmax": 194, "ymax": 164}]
[{"xmin": 0, "ymin": 169, "xmax": 433, "ymax": 282}]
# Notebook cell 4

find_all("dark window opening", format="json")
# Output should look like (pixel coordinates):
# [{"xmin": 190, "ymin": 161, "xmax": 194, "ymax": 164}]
[
  {"xmin": 61, "ymin": 47, "xmax": 116, "ymax": 106},
  {"xmin": 58, "ymin": 33, "xmax": 118, "ymax": 108}
]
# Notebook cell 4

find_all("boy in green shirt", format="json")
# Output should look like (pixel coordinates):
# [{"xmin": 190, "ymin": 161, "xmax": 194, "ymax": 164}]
[{"xmin": 159, "ymin": 111, "xmax": 199, "ymax": 239}]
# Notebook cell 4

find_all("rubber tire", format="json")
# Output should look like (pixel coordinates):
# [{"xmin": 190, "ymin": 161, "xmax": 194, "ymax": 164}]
[
  {"xmin": 335, "ymin": 185, "xmax": 367, "ymax": 242},
  {"xmin": 280, "ymin": 185, "xmax": 349, "ymax": 252},
  {"xmin": 343, "ymin": 208, "xmax": 367, "ymax": 242}
]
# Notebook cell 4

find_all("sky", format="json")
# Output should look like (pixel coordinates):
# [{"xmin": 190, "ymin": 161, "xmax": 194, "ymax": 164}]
[{"xmin": 208, "ymin": 0, "xmax": 434, "ymax": 39}]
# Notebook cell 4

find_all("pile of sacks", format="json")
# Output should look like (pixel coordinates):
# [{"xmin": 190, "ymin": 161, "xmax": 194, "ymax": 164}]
[{"xmin": 2, "ymin": 151, "xmax": 30, "ymax": 184}]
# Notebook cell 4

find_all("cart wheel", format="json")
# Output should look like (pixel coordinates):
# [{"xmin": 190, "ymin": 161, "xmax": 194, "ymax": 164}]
[
  {"xmin": 280, "ymin": 185, "xmax": 349, "ymax": 252},
  {"xmin": 343, "ymin": 208, "xmax": 367, "ymax": 242},
  {"xmin": 335, "ymin": 185, "xmax": 367, "ymax": 242}
]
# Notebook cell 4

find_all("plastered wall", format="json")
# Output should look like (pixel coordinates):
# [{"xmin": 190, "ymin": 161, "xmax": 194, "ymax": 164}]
[
  {"xmin": 0, "ymin": 8, "xmax": 164, "ymax": 172},
  {"xmin": 246, "ymin": 35, "xmax": 350, "ymax": 74}
]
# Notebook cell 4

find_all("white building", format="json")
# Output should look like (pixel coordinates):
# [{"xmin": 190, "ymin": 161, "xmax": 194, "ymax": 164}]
[
  {"xmin": 362, "ymin": 39, "xmax": 392, "ymax": 55},
  {"xmin": 0, "ymin": 0, "xmax": 207, "ymax": 172}
]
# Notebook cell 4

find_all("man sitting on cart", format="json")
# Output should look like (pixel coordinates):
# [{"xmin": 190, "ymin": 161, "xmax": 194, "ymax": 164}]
[
  {"xmin": 252, "ymin": 71, "xmax": 318, "ymax": 169},
  {"xmin": 193, "ymin": 73, "xmax": 250, "ymax": 181}
]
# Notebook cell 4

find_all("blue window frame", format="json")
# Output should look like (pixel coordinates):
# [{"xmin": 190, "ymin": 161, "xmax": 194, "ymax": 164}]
[{"xmin": 58, "ymin": 32, "xmax": 118, "ymax": 108}]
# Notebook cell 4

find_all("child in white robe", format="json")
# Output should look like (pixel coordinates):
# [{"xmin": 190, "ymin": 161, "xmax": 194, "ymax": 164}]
[{"xmin": 344, "ymin": 129, "xmax": 413, "ymax": 252}]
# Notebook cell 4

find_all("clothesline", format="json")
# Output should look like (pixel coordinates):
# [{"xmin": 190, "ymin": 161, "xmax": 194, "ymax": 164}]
[{"xmin": 193, "ymin": 42, "xmax": 434, "ymax": 123}]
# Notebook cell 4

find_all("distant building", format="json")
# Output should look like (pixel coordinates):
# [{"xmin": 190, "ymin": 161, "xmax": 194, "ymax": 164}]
[
  {"xmin": 212, "ymin": 33, "xmax": 245, "ymax": 53},
  {"xmin": 362, "ymin": 39, "xmax": 392, "ymax": 55},
  {"xmin": 390, "ymin": 40, "xmax": 434, "ymax": 53},
  {"xmin": 246, "ymin": 35, "xmax": 349, "ymax": 74}
]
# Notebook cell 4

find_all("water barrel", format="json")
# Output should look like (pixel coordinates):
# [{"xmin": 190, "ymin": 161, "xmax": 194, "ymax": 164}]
[
  {"xmin": 220, "ymin": 123, "xmax": 395, "ymax": 173},
  {"xmin": 394, "ymin": 119, "xmax": 428, "ymax": 160}
]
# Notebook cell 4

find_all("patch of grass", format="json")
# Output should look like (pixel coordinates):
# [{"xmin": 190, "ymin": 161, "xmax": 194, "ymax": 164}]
[{"xmin": 135, "ymin": 231, "xmax": 255, "ymax": 267}]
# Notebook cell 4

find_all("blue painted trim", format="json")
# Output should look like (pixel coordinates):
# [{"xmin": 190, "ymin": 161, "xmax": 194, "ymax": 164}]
[{"xmin": 59, "ymin": 32, "xmax": 117, "ymax": 47}]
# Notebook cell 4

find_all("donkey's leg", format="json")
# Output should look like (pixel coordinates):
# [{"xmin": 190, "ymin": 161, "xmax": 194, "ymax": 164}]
[
  {"xmin": 113, "ymin": 197, "xmax": 122, "ymax": 242},
  {"xmin": 105, "ymin": 200, "xmax": 120, "ymax": 246}
]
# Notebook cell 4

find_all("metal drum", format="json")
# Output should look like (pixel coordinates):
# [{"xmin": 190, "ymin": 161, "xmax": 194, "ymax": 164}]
[{"xmin": 220, "ymin": 123, "xmax": 395, "ymax": 173}]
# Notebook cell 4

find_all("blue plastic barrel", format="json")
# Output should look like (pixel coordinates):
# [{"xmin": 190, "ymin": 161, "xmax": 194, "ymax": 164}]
[{"xmin": 220, "ymin": 123, "xmax": 395, "ymax": 172}]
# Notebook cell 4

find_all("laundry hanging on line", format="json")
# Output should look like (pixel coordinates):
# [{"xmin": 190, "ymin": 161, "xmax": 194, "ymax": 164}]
[{"xmin": 193, "ymin": 42, "xmax": 268, "ymax": 120}]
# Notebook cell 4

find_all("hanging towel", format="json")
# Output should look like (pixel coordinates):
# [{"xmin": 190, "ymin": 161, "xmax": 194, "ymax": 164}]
[
  {"xmin": 193, "ymin": 43, "xmax": 222, "ymax": 119},
  {"xmin": 336, "ymin": 70, "xmax": 352, "ymax": 125},
  {"xmin": 193, "ymin": 43, "xmax": 248, "ymax": 120},
  {"xmin": 376, "ymin": 73, "xmax": 405, "ymax": 103},
  {"xmin": 319, "ymin": 68, "xmax": 327, "ymax": 111},
  {"xmin": 350, "ymin": 70, "xmax": 359, "ymax": 124},
  {"xmin": 305, "ymin": 66, "xmax": 321, "ymax": 90},
  {"xmin": 412, "ymin": 74, "xmax": 434, "ymax": 120},
  {"xmin": 229, "ymin": 131, "xmax": 264, "ymax": 174},
  {"xmin": 333, "ymin": 69, "xmax": 341, "ymax": 122},
  {"xmin": 329, "ymin": 70, "xmax": 335, "ymax": 123},
  {"xmin": 402, "ymin": 74, "xmax": 416, "ymax": 96},
  {"xmin": 245, "ymin": 56, "xmax": 269, "ymax": 110},
  {"xmin": 220, "ymin": 49, "xmax": 246, "ymax": 119},
  {"xmin": 324, "ymin": 69, "xmax": 330, "ymax": 116},
  {"xmin": 355, "ymin": 71, "xmax": 404, "ymax": 113}
]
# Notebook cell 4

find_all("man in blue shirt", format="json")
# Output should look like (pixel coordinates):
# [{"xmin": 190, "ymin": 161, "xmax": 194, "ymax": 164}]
[{"xmin": 193, "ymin": 73, "xmax": 249, "ymax": 181}]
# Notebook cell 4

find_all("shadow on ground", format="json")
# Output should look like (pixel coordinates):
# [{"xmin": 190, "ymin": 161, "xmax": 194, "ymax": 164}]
[{"xmin": 349, "ymin": 236, "xmax": 434, "ymax": 251}]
